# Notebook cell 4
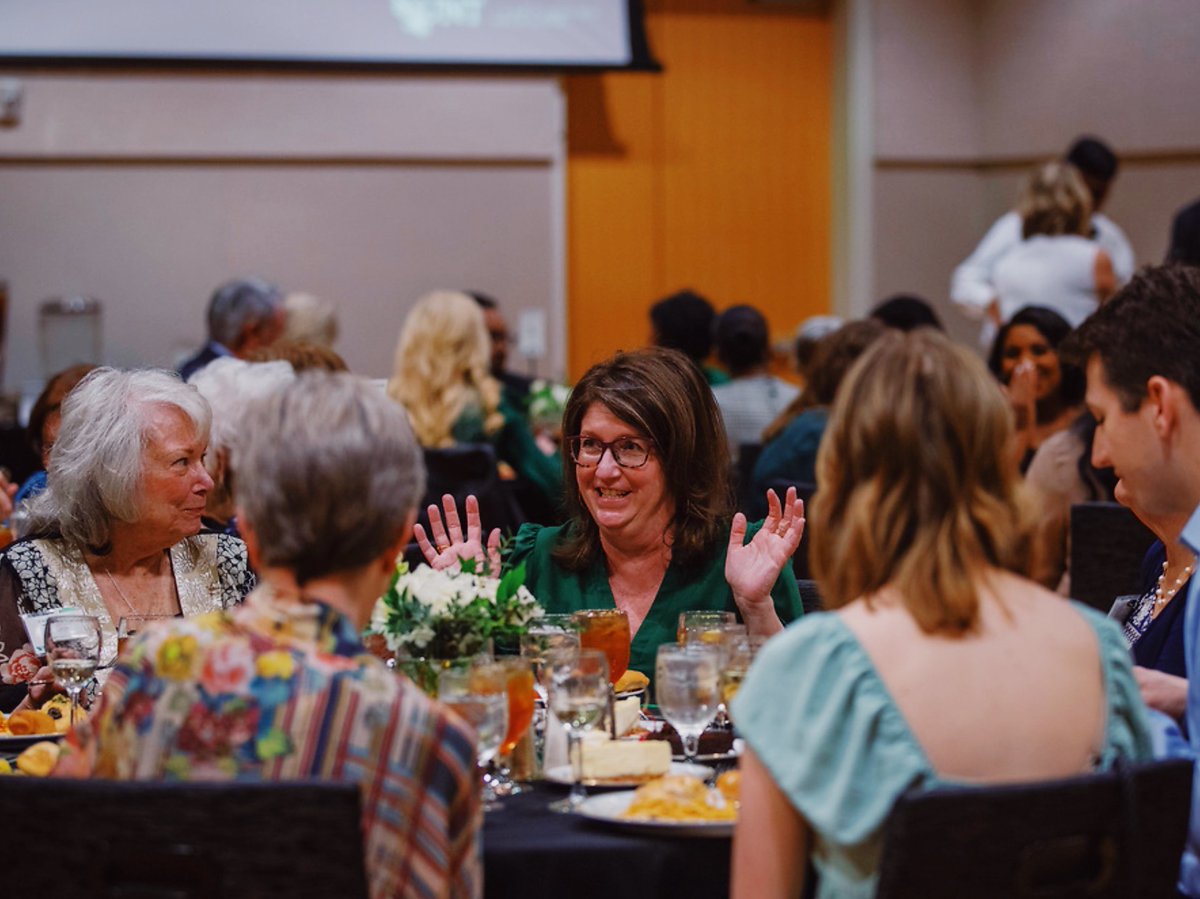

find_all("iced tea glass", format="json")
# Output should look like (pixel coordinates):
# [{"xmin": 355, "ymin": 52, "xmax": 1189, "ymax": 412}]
[
  {"xmin": 486, "ymin": 657, "xmax": 536, "ymax": 796},
  {"xmin": 572, "ymin": 608, "xmax": 630, "ymax": 685}
]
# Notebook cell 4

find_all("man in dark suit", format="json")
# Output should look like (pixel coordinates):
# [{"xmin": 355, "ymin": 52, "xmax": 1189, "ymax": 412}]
[{"xmin": 178, "ymin": 277, "xmax": 286, "ymax": 382}]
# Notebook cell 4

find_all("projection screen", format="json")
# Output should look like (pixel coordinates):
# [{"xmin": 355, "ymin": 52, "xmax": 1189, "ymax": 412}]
[{"xmin": 0, "ymin": 0, "xmax": 657, "ymax": 69}]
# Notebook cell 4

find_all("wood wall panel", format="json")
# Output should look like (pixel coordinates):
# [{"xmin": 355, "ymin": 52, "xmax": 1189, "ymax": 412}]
[{"xmin": 564, "ymin": 1, "xmax": 833, "ymax": 378}]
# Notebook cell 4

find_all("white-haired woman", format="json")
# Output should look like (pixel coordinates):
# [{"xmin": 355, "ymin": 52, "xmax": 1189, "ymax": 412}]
[
  {"xmin": 0, "ymin": 369, "xmax": 254, "ymax": 711},
  {"xmin": 187, "ymin": 356, "xmax": 296, "ymax": 536},
  {"xmin": 387, "ymin": 290, "xmax": 561, "ymax": 506}
]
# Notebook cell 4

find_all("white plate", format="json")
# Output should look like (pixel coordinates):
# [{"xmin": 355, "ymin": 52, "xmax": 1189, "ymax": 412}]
[
  {"xmin": 0, "ymin": 732, "xmax": 65, "ymax": 752},
  {"xmin": 544, "ymin": 760, "xmax": 711, "ymax": 789},
  {"xmin": 575, "ymin": 789, "xmax": 735, "ymax": 838},
  {"xmin": 672, "ymin": 738, "xmax": 745, "ymax": 764}
]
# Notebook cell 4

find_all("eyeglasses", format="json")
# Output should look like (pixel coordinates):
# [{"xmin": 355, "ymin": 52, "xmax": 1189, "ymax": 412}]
[{"xmin": 567, "ymin": 435, "xmax": 654, "ymax": 469}]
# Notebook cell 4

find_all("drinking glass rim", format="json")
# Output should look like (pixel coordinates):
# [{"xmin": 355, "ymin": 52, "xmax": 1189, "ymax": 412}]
[
  {"xmin": 572, "ymin": 608, "xmax": 629, "ymax": 622},
  {"xmin": 658, "ymin": 642, "xmax": 721, "ymax": 659}
]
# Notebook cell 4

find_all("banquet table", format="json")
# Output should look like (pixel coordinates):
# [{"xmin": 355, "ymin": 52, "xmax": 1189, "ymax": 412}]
[{"xmin": 483, "ymin": 782, "xmax": 732, "ymax": 899}]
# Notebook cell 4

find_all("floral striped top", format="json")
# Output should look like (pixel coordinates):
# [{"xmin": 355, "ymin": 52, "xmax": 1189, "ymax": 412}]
[{"xmin": 69, "ymin": 585, "xmax": 482, "ymax": 899}]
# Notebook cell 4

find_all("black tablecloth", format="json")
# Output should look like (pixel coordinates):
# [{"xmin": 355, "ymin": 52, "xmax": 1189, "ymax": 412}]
[{"xmin": 483, "ymin": 783, "xmax": 731, "ymax": 899}]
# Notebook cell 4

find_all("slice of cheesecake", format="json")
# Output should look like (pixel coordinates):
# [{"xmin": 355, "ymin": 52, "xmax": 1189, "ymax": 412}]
[{"xmin": 578, "ymin": 739, "xmax": 672, "ymax": 782}]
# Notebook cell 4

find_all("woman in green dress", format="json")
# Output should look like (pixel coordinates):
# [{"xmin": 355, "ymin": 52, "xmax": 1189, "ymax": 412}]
[{"xmin": 414, "ymin": 347, "xmax": 805, "ymax": 681}]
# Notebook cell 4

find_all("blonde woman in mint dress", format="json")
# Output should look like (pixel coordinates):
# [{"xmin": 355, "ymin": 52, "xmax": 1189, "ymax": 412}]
[{"xmin": 731, "ymin": 331, "xmax": 1154, "ymax": 899}]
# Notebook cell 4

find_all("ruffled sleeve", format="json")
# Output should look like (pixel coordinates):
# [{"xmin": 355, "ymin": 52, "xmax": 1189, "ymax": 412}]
[
  {"xmin": 506, "ymin": 523, "xmax": 546, "ymax": 572},
  {"xmin": 1075, "ymin": 603, "xmax": 1156, "ymax": 765},
  {"xmin": 731, "ymin": 614, "xmax": 934, "ymax": 855}
]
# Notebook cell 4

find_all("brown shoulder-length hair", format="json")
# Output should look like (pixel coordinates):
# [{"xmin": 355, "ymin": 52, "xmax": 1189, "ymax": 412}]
[
  {"xmin": 762, "ymin": 319, "xmax": 886, "ymax": 443},
  {"xmin": 552, "ymin": 347, "xmax": 733, "ymax": 572},
  {"xmin": 810, "ymin": 330, "xmax": 1036, "ymax": 633}
]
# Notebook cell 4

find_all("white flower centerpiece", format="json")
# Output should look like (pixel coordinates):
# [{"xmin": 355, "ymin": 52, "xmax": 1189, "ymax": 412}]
[{"xmin": 367, "ymin": 558, "xmax": 543, "ymax": 694}]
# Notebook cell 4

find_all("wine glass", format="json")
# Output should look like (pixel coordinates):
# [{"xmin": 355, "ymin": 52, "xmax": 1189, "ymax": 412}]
[
  {"xmin": 677, "ymin": 609, "xmax": 738, "ymax": 645},
  {"xmin": 521, "ymin": 625, "xmax": 581, "ymax": 704},
  {"xmin": 44, "ymin": 614, "xmax": 103, "ymax": 728},
  {"xmin": 438, "ymin": 666, "xmax": 509, "ymax": 810},
  {"xmin": 547, "ymin": 648, "xmax": 609, "ymax": 813},
  {"xmin": 572, "ymin": 608, "xmax": 630, "ymax": 685},
  {"xmin": 484, "ymin": 657, "xmax": 537, "ymax": 797},
  {"xmin": 656, "ymin": 643, "xmax": 721, "ymax": 763},
  {"xmin": 719, "ymin": 634, "xmax": 768, "ymax": 727}
]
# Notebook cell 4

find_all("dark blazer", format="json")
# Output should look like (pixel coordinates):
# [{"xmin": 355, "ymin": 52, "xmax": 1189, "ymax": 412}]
[{"xmin": 177, "ymin": 341, "xmax": 228, "ymax": 383}]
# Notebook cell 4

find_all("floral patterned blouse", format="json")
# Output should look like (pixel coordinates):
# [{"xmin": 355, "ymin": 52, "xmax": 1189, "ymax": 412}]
[
  {"xmin": 65, "ymin": 586, "xmax": 481, "ymax": 899},
  {"xmin": 0, "ymin": 533, "xmax": 253, "ymax": 711}
]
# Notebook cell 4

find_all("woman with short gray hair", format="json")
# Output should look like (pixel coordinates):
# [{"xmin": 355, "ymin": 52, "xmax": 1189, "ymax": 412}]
[
  {"xmin": 234, "ymin": 372, "xmax": 425, "ymax": 583},
  {"xmin": 0, "ymin": 368, "xmax": 253, "ymax": 712}
]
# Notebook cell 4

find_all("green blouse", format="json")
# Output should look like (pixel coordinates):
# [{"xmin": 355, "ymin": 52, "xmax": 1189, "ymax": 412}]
[
  {"xmin": 507, "ymin": 522, "xmax": 803, "ymax": 686},
  {"xmin": 731, "ymin": 606, "xmax": 1155, "ymax": 899}
]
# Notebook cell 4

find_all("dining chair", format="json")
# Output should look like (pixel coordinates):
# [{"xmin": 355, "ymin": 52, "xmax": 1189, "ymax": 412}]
[
  {"xmin": 1069, "ymin": 501, "xmax": 1156, "ymax": 613},
  {"xmin": 796, "ymin": 578, "xmax": 824, "ymax": 616},
  {"xmin": 0, "ymin": 778, "xmax": 368, "ymax": 898},
  {"xmin": 875, "ymin": 757, "xmax": 1192, "ymax": 899},
  {"xmin": 419, "ymin": 443, "xmax": 527, "ymax": 540},
  {"xmin": 733, "ymin": 442, "xmax": 764, "ymax": 512},
  {"xmin": 759, "ymin": 479, "xmax": 816, "ymax": 579}
]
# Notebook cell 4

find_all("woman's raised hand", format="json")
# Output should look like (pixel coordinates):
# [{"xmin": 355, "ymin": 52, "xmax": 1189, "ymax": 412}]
[
  {"xmin": 413, "ymin": 494, "xmax": 502, "ymax": 573},
  {"xmin": 725, "ymin": 487, "xmax": 805, "ymax": 632}
]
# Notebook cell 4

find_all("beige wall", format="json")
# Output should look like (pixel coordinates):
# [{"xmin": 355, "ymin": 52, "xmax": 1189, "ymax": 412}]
[
  {"xmin": 0, "ymin": 73, "xmax": 566, "ymax": 390},
  {"xmin": 862, "ymin": 0, "xmax": 1200, "ymax": 345}
]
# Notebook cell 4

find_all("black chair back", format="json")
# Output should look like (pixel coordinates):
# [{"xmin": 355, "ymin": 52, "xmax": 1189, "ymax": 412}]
[
  {"xmin": 796, "ymin": 578, "xmax": 824, "ymax": 616},
  {"xmin": 759, "ymin": 479, "xmax": 816, "ymax": 580},
  {"xmin": 0, "ymin": 778, "xmax": 367, "ymax": 898},
  {"xmin": 419, "ymin": 443, "xmax": 526, "ymax": 535},
  {"xmin": 733, "ymin": 442, "xmax": 764, "ymax": 512},
  {"xmin": 1069, "ymin": 501, "xmax": 1157, "ymax": 613},
  {"xmin": 876, "ymin": 758, "xmax": 1192, "ymax": 899}
]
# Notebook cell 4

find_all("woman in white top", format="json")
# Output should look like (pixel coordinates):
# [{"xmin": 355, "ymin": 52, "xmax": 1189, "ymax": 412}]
[{"xmin": 993, "ymin": 161, "xmax": 1116, "ymax": 327}]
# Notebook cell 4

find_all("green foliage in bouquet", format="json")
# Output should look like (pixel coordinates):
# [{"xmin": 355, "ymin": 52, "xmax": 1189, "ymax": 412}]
[{"xmin": 367, "ymin": 557, "xmax": 543, "ymax": 662}]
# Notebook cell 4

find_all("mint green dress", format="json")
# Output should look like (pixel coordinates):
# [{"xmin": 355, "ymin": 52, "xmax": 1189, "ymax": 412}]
[
  {"xmin": 507, "ymin": 522, "xmax": 803, "ymax": 686},
  {"xmin": 731, "ymin": 606, "xmax": 1154, "ymax": 899}
]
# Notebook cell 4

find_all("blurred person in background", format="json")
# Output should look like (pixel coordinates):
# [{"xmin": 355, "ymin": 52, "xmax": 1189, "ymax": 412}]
[
  {"xmin": 711, "ymin": 305, "xmax": 799, "ymax": 461},
  {"xmin": 1024, "ymin": 412, "xmax": 1115, "ymax": 594},
  {"xmin": 787, "ymin": 315, "xmax": 843, "ymax": 391},
  {"xmin": 752, "ymin": 320, "xmax": 887, "ymax": 505},
  {"xmin": 952, "ymin": 136, "xmax": 1133, "ymax": 343},
  {"xmin": 470, "ymin": 291, "xmax": 534, "ymax": 409},
  {"xmin": 178, "ymin": 277, "xmax": 286, "ymax": 382},
  {"xmin": 988, "ymin": 306, "xmax": 1085, "ymax": 473},
  {"xmin": 187, "ymin": 357, "xmax": 296, "ymax": 537},
  {"xmin": 245, "ymin": 339, "xmax": 348, "ymax": 373},
  {"xmin": 281, "ymin": 291, "xmax": 338, "ymax": 348},
  {"xmin": 13, "ymin": 363, "xmax": 97, "ymax": 509},
  {"xmin": 1167, "ymin": 198, "xmax": 1200, "ymax": 268},
  {"xmin": 388, "ymin": 290, "xmax": 561, "ymax": 509},
  {"xmin": 991, "ymin": 162, "xmax": 1116, "ymax": 329},
  {"xmin": 649, "ymin": 289, "xmax": 728, "ymax": 385},
  {"xmin": 869, "ymin": 293, "xmax": 943, "ymax": 332}
]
